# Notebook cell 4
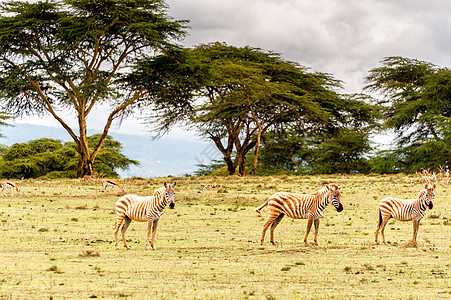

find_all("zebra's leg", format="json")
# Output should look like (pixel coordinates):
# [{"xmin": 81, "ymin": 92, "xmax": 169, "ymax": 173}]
[
  {"xmin": 121, "ymin": 216, "xmax": 132, "ymax": 250},
  {"xmin": 375, "ymin": 223, "xmax": 380, "ymax": 244},
  {"xmin": 150, "ymin": 220, "xmax": 159, "ymax": 250},
  {"xmin": 269, "ymin": 213, "xmax": 284, "ymax": 245},
  {"xmin": 379, "ymin": 217, "xmax": 390, "ymax": 245},
  {"xmin": 304, "ymin": 215, "xmax": 314, "ymax": 245},
  {"xmin": 375, "ymin": 209, "xmax": 383, "ymax": 244},
  {"xmin": 261, "ymin": 214, "xmax": 279, "ymax": 245},
  {"xmin": 114, "ymin": 214, "xmax": 124, "ymax": 250},
  {"xmin": 412, "ymin": 219, "xmax": 420, "ymax": 246},
  {"xmin": 313, "ymin": 218, "xmax": 320, "ymax": 245},
  {"xmin": 146, "ymin": 220, "xmax": 152, "ymax": 250}
]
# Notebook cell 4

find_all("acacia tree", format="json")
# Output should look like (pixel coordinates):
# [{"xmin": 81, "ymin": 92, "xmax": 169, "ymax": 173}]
[
  {"xmin": 0, "ymin": 0, "xmax": 186, "ymax": 177},
  {"xmin": 0, "ymin": 135, "xmax": 138, "ymax": 178},
  {"xmin": 365, "ymin": 57, "xmax": 451, "ymax": 172},
  {"xmin": 258, "ymin": 93, "xmax": 378, "ymax": 174},
  {"xmin": 139, "ymin": 43, "xmax": 354, "ymax": 176}
]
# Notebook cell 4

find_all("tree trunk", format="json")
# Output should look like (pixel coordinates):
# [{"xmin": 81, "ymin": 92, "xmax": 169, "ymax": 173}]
[
  {"xmin": 224, "ymin": 154, "xmax": 236, "ymax": 175},
  {"xmin": 250, "ymin": 127, "xmax": 262, "ymax": 176},
  {"xmin": 76, "ymin": 111, "xmax": 94, "ymax": 177},
  {"xmin": 238, "ymin": 153, "xmax": 246, "ymax": 176},
  {"xmin": 76, "ymin": 150, "xmax": 94, "ymax": 177}
]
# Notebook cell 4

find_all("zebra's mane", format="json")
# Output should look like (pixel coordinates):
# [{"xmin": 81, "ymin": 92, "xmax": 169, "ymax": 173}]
[
  {"xmin": 153, "ymin": 186, "xmax": 165, "ymax": 196},
  {"xmin": 417, "ymin": 189, "xmax": 429, "ymax": 200},
  {"xmin": 311, "ymin": 185, "xmax": 330, "ymax": 196},
  {"xmin": 310, "ymin": 184, "xmax": 340, "ymax": 197}
]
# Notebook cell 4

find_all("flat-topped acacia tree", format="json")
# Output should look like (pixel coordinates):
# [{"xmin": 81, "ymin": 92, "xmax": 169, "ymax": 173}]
[
  {"xmin": 139, "ymin": 43, "xmax": 373, "ymax": 176},
  {"xmin": 0, "ymin": 0, "xmax": 187, "ymax": 177}
]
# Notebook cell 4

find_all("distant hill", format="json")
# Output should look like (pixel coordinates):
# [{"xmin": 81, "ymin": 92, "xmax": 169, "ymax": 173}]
[{"xmin": 0, "ymin": 123, "xmax": 221, "ymax": 178}]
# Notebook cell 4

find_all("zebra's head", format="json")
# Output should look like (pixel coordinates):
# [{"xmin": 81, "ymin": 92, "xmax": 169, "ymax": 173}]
[
  {"xmin": 327, "ymin": 184, "xmax": 343, "ymax": 212},
  {"xmin": 164, "ymin": 181, "xmax": 177, "ymax": 209},
  {"xmin": 420, "ymin": 183, "xmax": 435, "ymax": 209}
]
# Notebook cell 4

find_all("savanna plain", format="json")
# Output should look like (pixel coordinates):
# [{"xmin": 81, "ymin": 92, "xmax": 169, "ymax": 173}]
[{"xmin": 0, "ymin": 174, "xmax": 450, "ymax": 299}]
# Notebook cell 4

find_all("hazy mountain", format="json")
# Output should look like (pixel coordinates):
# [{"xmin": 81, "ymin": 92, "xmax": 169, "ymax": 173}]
[{"xmin": 0, "ymin": 123, "xmax": 221, "ymax": 178}]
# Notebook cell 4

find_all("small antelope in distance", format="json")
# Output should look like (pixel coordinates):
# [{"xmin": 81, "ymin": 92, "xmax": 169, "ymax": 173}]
[
  {"xmin": 255, "ymin": 184, "xmax": 343, "ymax": 246},
  {"xmin": 101, "ymin": 179, "xmax": 125, "ymax": 193},
  {"xmin": 375, "ymin": 183, "xmax": 435, "ymax": 246},
  {"xmin": 1, "ymin": 181, "xmax": 19, "ymax": 196},
  {"xmin": 114, "ymin": 181, "xmax": 176, "ymax": 250}
]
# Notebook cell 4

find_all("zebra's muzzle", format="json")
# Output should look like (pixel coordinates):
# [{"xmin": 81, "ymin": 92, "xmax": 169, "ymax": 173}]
[
  {"xmin": 169, "ymin": 202, "xmax": 175, "ymax": 209},
  {"xmin": 336, "ymin": 204, "xmax": 343, "ymax": 212},
  {"xmin": 428, "ymin": 203, "xmax": 433, "ymax": 209}
]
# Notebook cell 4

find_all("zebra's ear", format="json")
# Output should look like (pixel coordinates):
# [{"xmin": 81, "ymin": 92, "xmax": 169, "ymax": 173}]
[
  {"xmin": 173, "ymin": 181, "xmax": 177, "ymax": 187},
  {"xmin": 425, "ymin": 183, "xmax": 435, "ymax": 190},
  {"xmin": 338, "ymin": 185, "xmax": 343, "ymax": 190},
  {"xmin": 164, "ymin": 181, "xmax": 167, "ymax": 188}
]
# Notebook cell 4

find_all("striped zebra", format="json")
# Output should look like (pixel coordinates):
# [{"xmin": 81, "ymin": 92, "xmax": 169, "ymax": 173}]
[
  {"xmin": 255, "ymin": 184, "xmax": 343, "ymax": 246},
  {"xmin": 0, "ymin": 181, "xmax": 19, "ymax": 196},
  {"xmin": 114, "ymin": 181, "xmax": 176, "ymax": 250},
  {"xmin": 375, "ymin": 183, "xmax": 435, "ymax": 246}
]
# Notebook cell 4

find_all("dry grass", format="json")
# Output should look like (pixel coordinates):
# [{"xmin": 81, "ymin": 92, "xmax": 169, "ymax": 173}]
[{"xmin": 0, "ymin": 175, "xmax": 450, "ymax": 299}]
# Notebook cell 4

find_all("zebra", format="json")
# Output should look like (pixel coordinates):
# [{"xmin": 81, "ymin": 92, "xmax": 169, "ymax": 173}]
[
  {"xmin": 0, "ymin": 181, "xmax": 19, "ymax": 196},
  {"xmin": 255, "ymin": 184, "xmax": 343, "ymax": 246},
  {"xmin": 114, "ymin": 181, "xmax": 176, "ymax": 250},
  {"xmin": 102, "ymin": 179, "xmax": 125, "ymax": 193},
  {"xmin": 375, "ymin": 183, "xmax": 435, "ymax": 246}
]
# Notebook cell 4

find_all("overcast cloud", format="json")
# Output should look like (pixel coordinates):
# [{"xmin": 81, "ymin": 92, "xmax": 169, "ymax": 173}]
[
  {"xmin": 13, "ymin": 0, "xmax": 451, "ymax": 138},
  {"xmin": 167, "ymin": 0, "xmax": 451, "ymax": 93}
]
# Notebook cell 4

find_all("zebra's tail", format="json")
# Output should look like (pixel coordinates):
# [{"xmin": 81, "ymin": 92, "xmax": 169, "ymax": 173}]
[
  {"xmin": 378, "ymin": 209, "xmax": 382, "ymax": 227},
  {"xmin": 255, "ymin": 200, "xmax": 269, "ymax": 216}
]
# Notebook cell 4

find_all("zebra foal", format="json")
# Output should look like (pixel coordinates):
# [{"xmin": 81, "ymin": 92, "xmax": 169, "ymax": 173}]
[
  {"xmin": 375, "ymin": 183, "xmax": 435, "ymax": 246},
  {"xmin": 255, "ymin": 184, "xmax": 343, "ymax": 246},
  {"xmin": 114, "ymin": 181, "xmax": 176, "ymax": 250}
]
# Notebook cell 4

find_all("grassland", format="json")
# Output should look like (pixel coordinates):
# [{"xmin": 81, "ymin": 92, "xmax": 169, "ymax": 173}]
[{"xmin": 0, "ymin": 174, "xmax": 450, "ymax": 299}]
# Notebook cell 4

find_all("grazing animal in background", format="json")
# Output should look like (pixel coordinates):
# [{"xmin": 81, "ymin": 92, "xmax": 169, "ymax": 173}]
[
  {"xmin": 114, "ymin": 181, "xmax": 176, "ymax": 250},
  {"xmin": 0, "ymin": 181, "xmax": 19, "ymax": 197},
  {"xmin": 102, "ymin": 179, "xmax": 125, "ymax": 193},
  {"xmin": 375, "ymin": 184, "xmax": 435, "ymax": 246},
  {"xmin": 255, "ymin": 184, "xmax": 343, "ymax": 246}
]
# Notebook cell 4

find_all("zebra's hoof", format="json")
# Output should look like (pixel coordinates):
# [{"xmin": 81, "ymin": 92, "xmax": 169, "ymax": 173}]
[{"xmin": 115, "ymin": 247, "xmax": 119, "ymax": 250}]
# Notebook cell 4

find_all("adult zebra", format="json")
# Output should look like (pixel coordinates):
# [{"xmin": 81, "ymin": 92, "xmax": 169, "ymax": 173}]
[
  {"xmin": 255, "ymin": 184, "xmax": 343, "ymax": 246},
  {"xmin": 375, "ymin": 183, "xmax": 435, "ymax": 246},
  {"xmin": 114, "ymin": 181, "xmax": 176, "ymax": 250}
]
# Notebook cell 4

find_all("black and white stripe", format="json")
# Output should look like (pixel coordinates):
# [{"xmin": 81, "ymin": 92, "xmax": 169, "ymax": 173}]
[
  {"xmin": 114, "ymin": 181, "xmax": 176, "ymax": 250},
  {"xmin": 375, "ymin": 184, "xmax": 435, "ymax": 245},
  {"xmin": 255, "ymin": 184, "xmax": 343, "ymax": 245}
]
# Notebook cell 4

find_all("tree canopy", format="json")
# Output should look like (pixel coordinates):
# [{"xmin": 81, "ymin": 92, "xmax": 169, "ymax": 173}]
[
  {"xmin": 0, "ymin": 135, "xmax": 138, "ymax": 179},
  {"xmin": 138, "ymin": 43, "xmax": 378, "ymax": 175},
  {"xmin": 0, "ymin": 0, "xmax": 187, "ymax": 177},
  {"xmin": 365, "ymin": 56, "xmax": 451, "ymax": 172}
]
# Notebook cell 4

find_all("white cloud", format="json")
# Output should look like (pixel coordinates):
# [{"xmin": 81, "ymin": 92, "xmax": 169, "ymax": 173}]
[
  {"xmin": 13, "ymin": 0, "xmax": 451, "ymax": 135},
  {"xmin": 167, "ymin": 0, "xmax": 451, "ymax": 93}
]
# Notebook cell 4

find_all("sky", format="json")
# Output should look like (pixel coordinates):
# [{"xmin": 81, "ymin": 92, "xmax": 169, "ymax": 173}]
[{"xmin": 10, "ymin": 0, "xmax": 451, "ymax": 139}]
